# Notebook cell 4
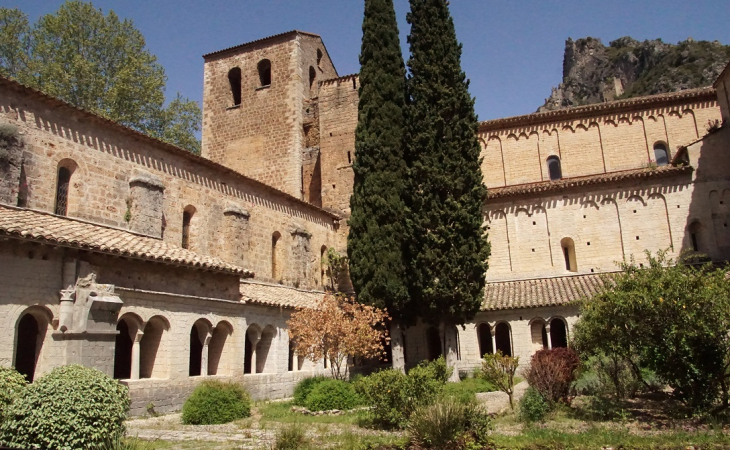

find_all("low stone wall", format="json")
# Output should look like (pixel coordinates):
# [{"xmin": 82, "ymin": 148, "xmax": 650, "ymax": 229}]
[{"xmin": 124, "ymin": 370, "xmax": 330, "ymax": 416}]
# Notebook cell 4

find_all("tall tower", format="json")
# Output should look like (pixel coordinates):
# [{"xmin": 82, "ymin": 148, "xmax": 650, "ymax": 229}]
[{"xmin": 201, "ymin": 31, "xmax": 338, "ymax": 199}]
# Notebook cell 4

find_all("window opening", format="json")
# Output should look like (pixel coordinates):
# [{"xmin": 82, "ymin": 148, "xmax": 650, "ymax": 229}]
[
  {"xmin": 494, "ymin": 323, "xmax": 512, "ymax": 356},
  {"xmin": 426, "ymin": 327, "xmax": 442, "ymax": 361},
  {"xmin": 182, "ymin": 211, "xmax": 192, "ymax": 249},
  {"xmin": 561, "ymin": 237, "xmax": 577, "ymax": 272},
  {"xmin": 689, "ymin": 222, "xmax": 701, "ymax": 252},
  {"xmin": 258, "ymin": 59, "xmax": 272, "ymax": 86},
  {"xmin": 189, "ymin": 323, "xmax": 203, "ymax": 377},
  {"xmin": 547, "ymin": 156, "xmax": 562, "ymax": 181},
  {"xmin": 15, "ymin": 313, "xmax": 40, "ymax": 382},
  {"xmin": 309, "ymin": 66, "xmax": 316, "ymax": 90},
  {"xmin": 17, "ymin": 162, "xmax": 28, "ymax": 207},
  {"xmin": 477, "ymin": 323, "xmax": 493, "ymax": 357},
  {"xmin": 228, "ymin": 68, "xmax": 242, "ymax": 106},
  {"xmin": 654, "ymin": 143, "xmax": 669, "ymax": 166},
  {"xmin": 272, "ymin": 232, "xmax": 282, "ymax": 280},
  {"xmin": 550, "ymin": 319, "xmax": 568, "ymax": 348},
  {"xmin": 55, "ymin": 167, "xmax": 71, "ymax": 216},
  {"xmin": 316, "ymin": 49, "xmax": 323, "ymax": 67},
  {"xmin": 113, "ymin": 319, "xmax": 132, "ymax": 380}
]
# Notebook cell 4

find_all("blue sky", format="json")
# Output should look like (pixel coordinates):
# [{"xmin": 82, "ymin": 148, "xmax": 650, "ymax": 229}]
[{"xmin": 5, "ymin": 1, "xmax": 730, "ymax": 121}]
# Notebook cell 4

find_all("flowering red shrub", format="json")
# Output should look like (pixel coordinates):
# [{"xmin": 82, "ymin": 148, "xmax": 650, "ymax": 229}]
[{"xmin": 524, "ymin": 348, "xmax": 580, "ymax": 405}]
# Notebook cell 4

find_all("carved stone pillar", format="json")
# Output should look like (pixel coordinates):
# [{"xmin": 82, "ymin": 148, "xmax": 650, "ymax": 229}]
[
  {"xmin": 201, "ymin": 332, "xmax": 212, "ymax": 376},
  {"xmin": 545, "ymin": 324, "xmax": 553, "ymax": 350},
  {"xmin": 491, "ymin": 327, "xmax": 497, "ymax": 354}
]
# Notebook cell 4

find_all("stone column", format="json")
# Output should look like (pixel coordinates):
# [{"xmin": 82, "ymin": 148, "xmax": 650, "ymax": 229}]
[
  {"xmin": 201, "ymin": 332, "xmax": 212, "ymax": 377},
  {"xmin": 491, "ymin": 327, "xmax": 497, "ymax": 354},
  {"xmin": 251, "ymin": 336, "xmax": 261, "ymax": 374},
  {"xmin": 293, "ymin": 351, "xmax": 299, "ymax": 372},
  {"xmin": 131, "ymin": 331, "xmax": 144, "ymax": 380},
  {"xmin": 545, "ymin": 324, "xmax": 552, "ymax": 350}
]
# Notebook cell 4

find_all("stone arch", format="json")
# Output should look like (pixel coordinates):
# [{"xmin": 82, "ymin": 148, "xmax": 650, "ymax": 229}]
[
  {"xmin": 549, "ymin": 317, "xmax": 568, "ymax": 348},
  {"xmin": 244, "ymin": 323, "xmax": 262, "ymax": 374},
  {"xmin": 494, "ymin": 322, "xmax": 512, "ymax": 356},
  {"xmin": 528, "ymin": 317, "xmax": 548, "ymax": 352},
  {"xmin": 208, "ymin": 320, "xmax": 233, "ymax": 376},
  {"xmin": 257, "ymin": 325, "xmax": 277, "ymax": 373},
  {"xmin": 14, "ymin": 306, "xmax": 53, "ymax": 382},
  {"xmin": 114, "ymin": 312, "xmax": 143, "ymax": 380},
  {"xmin": 476, "ymin": 323, "xmax": 493, "ymax": 357},
  {"xmin": 189, "ymin": 318, "xmax": 212, "ymax": 377},
  {"xmin": 653, "ymin": 141, "xmax": 670, "ymax": 166},
  {"xmin": 140, "ymin": 315, "xmax": 169, "ymax": 379}
]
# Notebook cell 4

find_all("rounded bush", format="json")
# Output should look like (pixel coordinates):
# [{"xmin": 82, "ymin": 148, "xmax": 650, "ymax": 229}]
[
  {"xmin": 0, "ymin": 367, "xmax": 26, "ymax": 424},
  {"xmin": 519, "ymin": 387, "xmax": 551, "ymax": 423},
  {"xmin": 293, "ymin": 375, "xmax": 328, "ymax": 406},
  {"xmin": 182, "ymin": 380, "xmax": 251, "ymax": 425},
  {"xmin": 304, "ymin": 379, "xmax": 360, "ymax": 411},
  {"xmin": 0, "ymin": 364, "xmax": 129, "ymax": 450},
  {"xmin": 408, "ymin": 399, "xmax": 492, "ymax": 449}
]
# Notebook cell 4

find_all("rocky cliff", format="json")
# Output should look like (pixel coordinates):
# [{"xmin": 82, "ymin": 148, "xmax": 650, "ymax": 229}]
[{"xmin": 539, "ymin": 37, "xmax": 730, "ymax": 112}]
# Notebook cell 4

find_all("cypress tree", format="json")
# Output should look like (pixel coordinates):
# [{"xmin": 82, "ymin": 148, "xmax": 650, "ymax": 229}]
[
  {"xmin": 405, "ymin": 0, "xmax": 490, "ymax": 380},
  {"xmin": 348, "ymin": 0, "xmax": 413, "ymax": 371}
]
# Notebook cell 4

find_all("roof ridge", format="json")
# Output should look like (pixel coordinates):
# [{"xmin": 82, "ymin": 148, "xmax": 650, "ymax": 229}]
[
  {"xmin": 202, "ymin": 30, "xmax": 321, "ymax": 58},
  {"xmin": 479, "ymin": 87, "xmax": 716, "ymax": 131}
]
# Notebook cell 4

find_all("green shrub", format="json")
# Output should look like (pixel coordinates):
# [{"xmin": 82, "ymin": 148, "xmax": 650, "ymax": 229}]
[
  {"xmin": 524, "ymin": 348, "xmax": 580, "ymax": 405},
  {"xmin": 519, "ymin": 387, "xmax": 551, "ymax": 423},
  {"xmin": 408, "ymin": 399, "xmax": 492, "ymax": 449},
  {"xmin": 355, "ymin": 357, "xmax": 451, "ymax": 429},
  {"xmin": 293, "ymin": 375, "xmax": 328, "ymax": 406},
  {"xmin": 274, "ymin": 423, "xmax": 310, "ymax": 450},
  {"xmin": 181, "ymin": 380, "xmax": 251, "ymax": 425},
  {"xmin": 0, "ymin": 364, "xmax": 129, "ymax": 450},
  {"xmin": 439, "ymin": 377, "xmax": 496, "ymax": 404},
  {"xmin": 304, "ymin": 379, "xmax": 361, "ymax": 411},
  {"xmin": 0, "ymin": 366, "xmax": 27, "ymax": 424}
]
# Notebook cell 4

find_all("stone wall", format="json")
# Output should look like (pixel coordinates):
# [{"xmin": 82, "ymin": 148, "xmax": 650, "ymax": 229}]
[
  {"xmin": 201, "ymin": 32, "xmax": 338, "ymax": 199},
  {"xmin": 0, "ymin": 79, "xmax": 340, "ymax": 291},
  {"xmin": 478, "ymin": 93, "xmax": 720, "ymax": 188}
]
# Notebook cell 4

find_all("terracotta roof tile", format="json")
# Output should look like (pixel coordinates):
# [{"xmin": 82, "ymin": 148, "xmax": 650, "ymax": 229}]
[
  {"xmin": 487, "ymin": 165, "xmax": 691, "ymax": 200},
  {"xmin": 0, "ymin": 205, "xmax": 253, "ymax": 277},
  {"xmin": 239, "ymin": 281, "xmax": 325, "ymax": 309},
  {"xmin": 479, "ymin": 87, "xmax": 716, "ymax": 131},
  {"xmin": 484, "ymin": 273, "xmax": 607, "ymax": 310}
]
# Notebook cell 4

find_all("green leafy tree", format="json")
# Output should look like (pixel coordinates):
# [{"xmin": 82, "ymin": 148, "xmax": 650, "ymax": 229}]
[
  {"xmin": 573, "ymin": 251, "xmax": 730, "ymax": 411},
  {"xmin": 404, "ymin": 0, "xmax": 490, "ymax": 381},
  {"xmin": 481, "ymin": 352, "xmax": 519, "ymax": 410},
  {"xmin": 348, "ymin": 0, "xmax": 413, "ymax": 372},
  {"xmin": 0, "ymin": 2, "xmax": 201, "ymax": 154}
]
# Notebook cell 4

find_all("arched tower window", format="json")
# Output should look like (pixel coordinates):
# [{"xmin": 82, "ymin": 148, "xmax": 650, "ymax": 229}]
[
  {"xmin": 258, "ymin": 59, "xmax": 271, "ymax": 86},
  {"xmin": 316, "ymin": 49, "xmax": 323, "ymax": 67},
  {"xmin": 228, "ymin": 67, "xmax": 242, "ymax": 106},
  {"xmin": 560, "ymin": 237, "xmax": 577, "ymax": 272},
  {"xmin": 547, "ymin": 156, "xmax": 562, "ymax": 181},
  {"xmin": 309, "ymin": 66, "xmax": 316, "ymax": 90},
  {"xmin": 55, "ymin": 166, "xmax": 71, "ymax": 216},
  {"xmin": 654, "ymin": 142, "xmax": 669, "ymax": 166},
  {"xmin": 689, "ymin": 221, "xmax": 702, "ymax": 252},
  {"xmin": 320, "ymin": 245, "xmax": 327, "ymax": 287}
]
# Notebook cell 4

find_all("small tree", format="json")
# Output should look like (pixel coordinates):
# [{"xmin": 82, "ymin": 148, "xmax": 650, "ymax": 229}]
[
  {"xmin": 573, "ymin": 250, "xmax": 730, "ymax": 411},
  {"xmin": 481, "ymin": 351, "xmax": 519, "ymax": 410},
  {"xmin": 288, "ymin": 294, "xmax": 389, "ymax": 380},
  {"xmin": 524, "ymin": 348, "xmax": 580, "ymax": 406}
]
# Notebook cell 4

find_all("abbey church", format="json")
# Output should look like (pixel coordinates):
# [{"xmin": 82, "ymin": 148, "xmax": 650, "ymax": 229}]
[{"xmin": 2, "ymin": 30, "xmax": 730, "ymax": 415}]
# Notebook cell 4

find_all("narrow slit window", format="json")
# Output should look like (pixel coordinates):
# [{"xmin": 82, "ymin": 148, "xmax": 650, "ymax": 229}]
[
  {"xmin": 182, "ymin": 211, "xmax": 192, "ymax": 249},
  {"xmin": 55, "ymin": 167, "xmax": 71, "ymax": 216},
  {"xmin": 258, "ymin": 59, "xmax": 272, "ymax": 86},
  {"xmin": 547, "ymin": 155, "xmax": 562, "ymax": 181},
  {"xmin": 228, "ymin": 67, "xmax": 242, "ymax": 106},
  {"xmin": 561, "ymin": 237, "xmax": 577, "ymax": 272},
  {"xmin": 654, "ymin": 143, "xmax": 669, "ymax": 166},
  {"xmin": 316, "ymin": 49, "xmax": 323, "ymax": 67},
  {"xmin": 309, "ymin": 66, "xmax": 316, "ymax": 90}
]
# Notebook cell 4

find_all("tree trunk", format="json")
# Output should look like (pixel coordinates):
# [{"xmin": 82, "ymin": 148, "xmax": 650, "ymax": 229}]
[
  {"xmin": 442, "ymin": 321, "xmax": 460, "ymax": 382},
  {"xmin": 390, "ymin": 321, "xmax": 406, "ymax": 373}
]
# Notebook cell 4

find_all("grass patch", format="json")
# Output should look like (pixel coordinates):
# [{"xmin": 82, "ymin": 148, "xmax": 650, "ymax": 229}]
[
  {"xmin": 258, "ymin": 400, "xmax": 367, "ymax": 425},
  {"xmin": 492, "ymin": 426, "xmax": 730, "ymax": 449},
  {"xmin": 440, "ymin": 377, "xmax": 496, "ymax": 403}
]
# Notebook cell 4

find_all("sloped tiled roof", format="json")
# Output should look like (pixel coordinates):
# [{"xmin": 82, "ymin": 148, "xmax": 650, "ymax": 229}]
[
  {"xmin": 479, "ymin": 87, "xmax": 716, "ymax": 131},
  {"xmin": 0, "ymin": 205, "xmax": 253, "ymax": 276},
  {"xmin": 487, "ymin": 165, "xmax": 692, "ymax": 200},
  {"xmin": 202, "ymin": 30, "xmax": 320, "ymax": 58},
  {"xmin": 240, "ymin": 280, "xmax": 325, "ymax": 310},
  {"xmin": 483, "ymin": 273, "xmax": 607, "ymax": 311}
]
